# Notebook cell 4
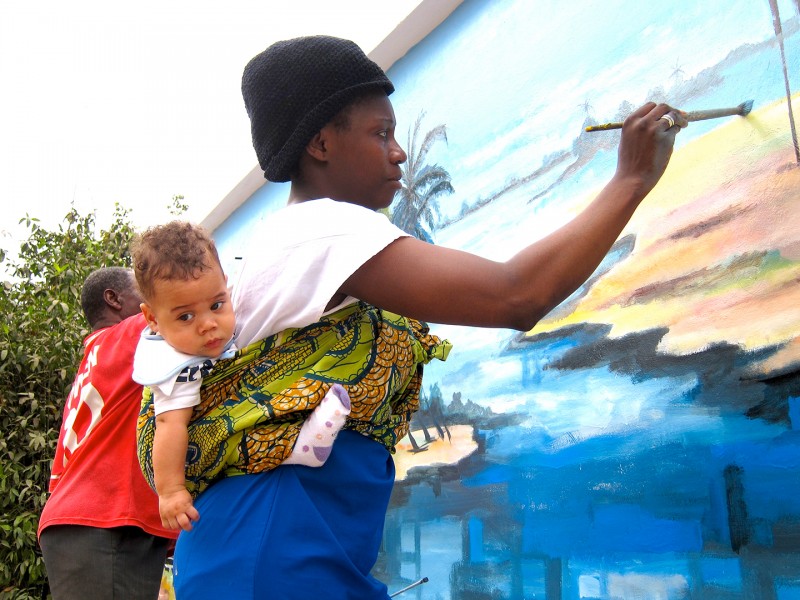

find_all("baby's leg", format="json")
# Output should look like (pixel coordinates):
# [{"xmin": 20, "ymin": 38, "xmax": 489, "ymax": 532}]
[{"xmin": 283, "ymin": 384, "xmax": 351, "ymax": 467}]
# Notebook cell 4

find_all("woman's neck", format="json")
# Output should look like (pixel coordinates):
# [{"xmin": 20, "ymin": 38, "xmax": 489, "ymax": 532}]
[{"xmin": 287, "ymin": 179, "xmax": 322, "ymax": 205}]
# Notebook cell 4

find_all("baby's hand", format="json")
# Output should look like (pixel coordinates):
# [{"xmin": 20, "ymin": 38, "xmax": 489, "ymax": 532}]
[{"xmin": 159, "ymin": 488, "xmax": 200, "ymax": 531}]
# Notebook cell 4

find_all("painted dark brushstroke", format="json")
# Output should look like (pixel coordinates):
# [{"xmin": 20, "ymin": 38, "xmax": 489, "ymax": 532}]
[{"xmin": 724, "ymin": 464, "xmax": 751, "ymax": 552}]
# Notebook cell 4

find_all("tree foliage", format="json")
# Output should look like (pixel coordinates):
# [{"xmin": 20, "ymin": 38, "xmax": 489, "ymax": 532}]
[{"xmin": 0, "ymin": 204, "xmax": 137, "ymax": 598}]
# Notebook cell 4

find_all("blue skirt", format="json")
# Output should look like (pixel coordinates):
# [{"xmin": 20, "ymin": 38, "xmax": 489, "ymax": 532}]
[{"xmin": 172, "ymin": 431, "xmax": 394, "ymax": 599}]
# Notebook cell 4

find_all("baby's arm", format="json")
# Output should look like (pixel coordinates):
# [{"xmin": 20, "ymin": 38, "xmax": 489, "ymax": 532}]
[{"xmin": 153, "ymin": 406, "xmax": 199, "ymax": 531}]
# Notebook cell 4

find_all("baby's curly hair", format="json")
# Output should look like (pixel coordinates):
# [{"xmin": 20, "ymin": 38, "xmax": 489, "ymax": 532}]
[{"xmin": 131, "ymin": 221, "xmax": 222, "ymax": 301}]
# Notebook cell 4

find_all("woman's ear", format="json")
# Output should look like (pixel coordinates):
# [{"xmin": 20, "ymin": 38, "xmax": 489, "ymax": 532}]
[{"xmin": 305, "ymin": 129, "xmax": 330, "ymax": 162}]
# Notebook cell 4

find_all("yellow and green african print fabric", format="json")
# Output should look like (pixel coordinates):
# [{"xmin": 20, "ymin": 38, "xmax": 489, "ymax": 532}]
[{"xmin": 137, "ymin": 303, "xmax": 451, "ymax": 498}]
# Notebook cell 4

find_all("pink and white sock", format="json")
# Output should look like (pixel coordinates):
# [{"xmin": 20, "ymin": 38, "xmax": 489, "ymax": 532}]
[{"xmin": 283, "ymin": 384, "xmax": 351, "ymax": 467}]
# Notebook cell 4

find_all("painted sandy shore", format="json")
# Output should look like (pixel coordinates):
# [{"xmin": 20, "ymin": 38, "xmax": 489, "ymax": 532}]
[{"xmin": 393, "ymin": 424, "xmax": 478, "ymax": 481}]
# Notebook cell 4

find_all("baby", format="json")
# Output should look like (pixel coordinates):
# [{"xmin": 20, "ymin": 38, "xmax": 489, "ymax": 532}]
[{"xmin": 131, "ymin": 221, "xmax": 349, "ymax": 530}]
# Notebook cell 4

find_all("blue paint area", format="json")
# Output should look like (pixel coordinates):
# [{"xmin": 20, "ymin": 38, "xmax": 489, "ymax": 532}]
[
  {"xmin": 385, "ymin": 327, "xmax": 800, "ymax": 596},
  {"xmin": 700, "ymin": 557, "xmax": 742, "ymax": 590},
  {"xmin": 777, "ymin": 584, "xmax": 800, "ymax": 599},
  {"xmin": 587, "ymin": 504, "xmax": 702, "ymax": 553},
  {"xmin": 213, "ymin": 180, "xmax": 289, "ymax": 273},
  {"xmin": 468, "ymin": 516, "xmax": 485, "ymax": 562}
]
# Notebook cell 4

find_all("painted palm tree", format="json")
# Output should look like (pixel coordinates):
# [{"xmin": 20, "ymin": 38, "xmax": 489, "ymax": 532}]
[
  {"xmin": 391, "ymin": 111, "xmax": 455, "ymax": 243},
  {"xmin": 669, "ymin": 59, "xmax": 685, "ymax": 87}
]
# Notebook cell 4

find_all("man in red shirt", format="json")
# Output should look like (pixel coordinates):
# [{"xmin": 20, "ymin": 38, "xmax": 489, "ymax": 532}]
[{"xmin": 38, "ymin": 267, "xmax": 177, "ymax": 599}]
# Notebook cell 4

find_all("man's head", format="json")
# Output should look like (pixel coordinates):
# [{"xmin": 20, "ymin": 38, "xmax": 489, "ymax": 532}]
[
  {"xmin": 242, "ymin": 35, "xmax": 395, "ymax": 183},
  {"xmin": 81, "ymin": 267, "xmax": 142, "ymax": 331},
  {"xmin": 131, "ymin": 222, "xmax": 235, "ymax": 357}
]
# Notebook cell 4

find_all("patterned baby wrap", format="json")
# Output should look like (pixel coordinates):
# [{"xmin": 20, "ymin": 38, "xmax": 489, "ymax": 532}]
[{"xmin": 136, "ymin": 302, "xmax": 451, "ymax": 498}]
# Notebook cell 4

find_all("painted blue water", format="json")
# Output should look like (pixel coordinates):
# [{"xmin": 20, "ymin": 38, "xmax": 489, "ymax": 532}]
[{"xmin": 383, "ymin": 361, "xmax": 800, "ymax": 597}]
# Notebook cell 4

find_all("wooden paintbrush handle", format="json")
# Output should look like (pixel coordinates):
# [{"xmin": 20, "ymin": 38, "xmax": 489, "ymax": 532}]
[
  {"xmin": 686, "ymin": 106, "xmax": 743, "ymax": 121},
  {"xmin": 585, "ymin": 101, "xmax": 752, "ymax": 132}
]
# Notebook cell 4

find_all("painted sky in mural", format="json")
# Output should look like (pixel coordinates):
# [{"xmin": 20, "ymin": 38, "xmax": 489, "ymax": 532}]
[{"xmin": 389, "ymin": 0, "xmax": 795, "ymax": 224}]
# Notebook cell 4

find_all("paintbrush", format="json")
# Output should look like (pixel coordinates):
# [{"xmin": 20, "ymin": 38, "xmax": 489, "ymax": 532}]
[
  {"xmin": 389, "ymin": 577, "xmax": 429, "ymax": 597},
  {"xmin": 585, "ymin": 100, "xmax": 753, "ymax": 132}
]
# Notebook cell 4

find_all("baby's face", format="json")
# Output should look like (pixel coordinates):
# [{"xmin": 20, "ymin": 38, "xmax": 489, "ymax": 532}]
[{"xmin": 142, "ymin": 263, "xmax": 235, "ymax": 357}]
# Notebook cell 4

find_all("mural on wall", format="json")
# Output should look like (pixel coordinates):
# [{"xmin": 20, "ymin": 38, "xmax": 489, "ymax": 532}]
[{"xmin": 375, "ymin": 0, "xmax": 800, "ymax": 597}]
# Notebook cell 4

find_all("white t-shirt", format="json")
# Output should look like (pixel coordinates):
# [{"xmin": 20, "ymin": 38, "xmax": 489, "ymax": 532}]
[{"xmin": 232, "ymin": 199, "xmax": 408, "ymax": 347}]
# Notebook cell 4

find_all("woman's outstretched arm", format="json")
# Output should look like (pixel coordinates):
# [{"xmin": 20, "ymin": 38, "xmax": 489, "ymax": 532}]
[{"xmin": 340, "ymin": 103, "xmax": 687, "ymax": 331}]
